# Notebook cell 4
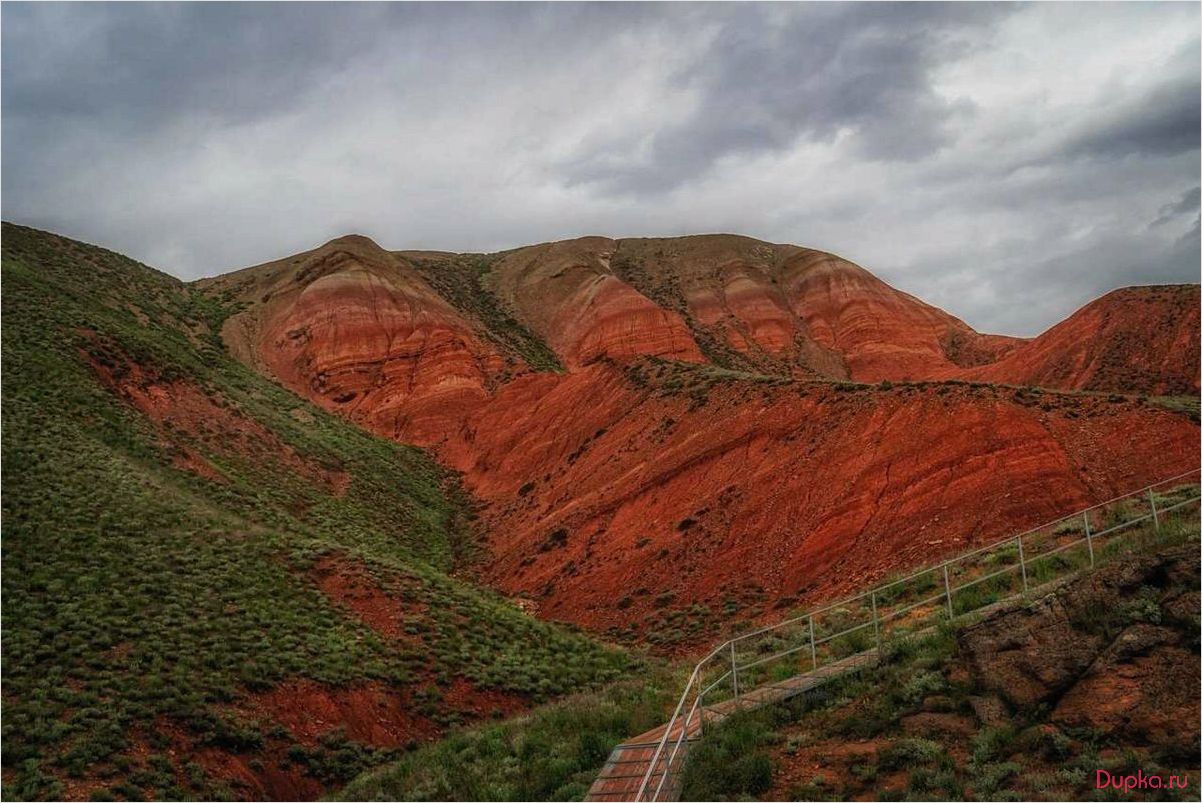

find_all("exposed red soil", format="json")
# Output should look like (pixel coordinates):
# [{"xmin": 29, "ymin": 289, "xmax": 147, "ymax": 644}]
[
  {"xmin": 239, "ymin": 676, "xmax": 525, "ymax": 753},
  {"xmin": 310, "ymin": 555, "xmax": 426, "ymax": 640},
  {"xmin": 766, "ymin": 738, "xmax": 888, "ymax": 798},
  {"xmin": 169, "ymin": 444, "xmax": 227, "ymax": 482},
  {"xmin": 200, "ymin": 233, "xmax": 1201, "ymax": 651},
  {"xmin": 41, "ymin": 718, "xmax": 326, "ymax": 802},
  {"xmin": 83, "ymin": 333, "xmax": 349, "ymax": 493},
  {"xmin": 244, "ymin": 679, "xmax": 441, "ymax": 749},
  {"xmin": 192, "ymin": 746, "xmax": 323, "ymax": 802},
  {"xmin": 439, "ymin": 676, "xmax": 527, "ymax": 721},
  {"xmin": 957, "ymin": 285, "xmax": 1201, "ymax": 396},
  {"xmin": 62, "ymin": 675, "xmax": 528, "ymax": 801},
  {"xmin": 440, "ymin": 367, "xmax": 1198, "ymax": 640}
]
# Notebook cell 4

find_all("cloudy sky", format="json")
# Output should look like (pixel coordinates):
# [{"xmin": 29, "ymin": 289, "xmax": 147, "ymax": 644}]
[{"xmin": 3, "ymin": 2, "xmax": 1198, "ymax": 335}]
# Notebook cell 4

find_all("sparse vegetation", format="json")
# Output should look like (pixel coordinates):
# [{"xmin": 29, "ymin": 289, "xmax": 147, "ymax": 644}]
[
  {"xmin": 405, "ymin": 253, "xmax": 563, "ymax": 373},
  {"xmin": 1, "ymin": 224, "xmax": 628, "ymax": 800},
  {"xmin": 338, "ymin": 674, "xmax": 679, "ymax": 801}
]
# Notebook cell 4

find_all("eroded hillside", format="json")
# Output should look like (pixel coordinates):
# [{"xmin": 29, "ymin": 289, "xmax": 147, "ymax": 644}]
[
  {"xmin": 200, "ymin": 232, "xmax": 1201, "ymax": 649},
  {"xmin": 0, "ymin": 224, "xmax": 630, "ymax": 801}
]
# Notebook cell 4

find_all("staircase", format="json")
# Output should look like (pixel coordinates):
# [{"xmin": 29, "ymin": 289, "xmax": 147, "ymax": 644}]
[
  {"xmin": 585, "ymin": 469, "xmax": 1201, "ymax": 802},
  {"xmin": 585, "ymin": 650, "xmax": 881, "ymax": 801}
]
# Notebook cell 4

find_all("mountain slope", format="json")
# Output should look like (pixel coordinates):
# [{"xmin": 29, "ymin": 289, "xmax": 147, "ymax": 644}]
[
  {"xmin": 210, "ymin": 233, "xmax": 1199, "ymax": 401},
  {"xmin": 1, "ymin": 224, "xmax": 629, "ymax": 801},
  {"xmin": 198, "ymin": 232, "xmax": 1199, "ymax": 650},
  {"xmin": 961, "ymin": 285, "xmax": 1201, "ymax": 395},
  {"xmin": 445, "ymin": 361, "xmax": 1198, "ymax": 643},
  {"xmin": 4, "ymin": 223, "xmax": 1197, "ymax": 800},
  {"xmin": 198, "ymin": 235, "xmax": 530, "ymax": 444}
]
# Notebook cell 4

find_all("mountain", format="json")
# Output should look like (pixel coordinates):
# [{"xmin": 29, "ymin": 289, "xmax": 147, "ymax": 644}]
[
  {"xmin": 4, "ymin": 223, "xmax": 1197, "ymax": 800},
  {"xmin": 960, "ymin": 284, "xmax": 1200, "ymax": 396},
  {"xmin": 201, "ymin": 232, "xmax": 1200, "ymax": 646},
  {"xmin": 1, "ymin": 224, "xmax": 629, "ymax": 801},
  {"xmin": 196, "ymin": 234, "xmax": 528, "ymax": 444}
]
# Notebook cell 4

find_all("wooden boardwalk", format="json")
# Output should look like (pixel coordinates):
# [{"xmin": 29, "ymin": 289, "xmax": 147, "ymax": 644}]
[{"xmin": 584, "ymin": 650, "xmax": 880, "ymax": 801}]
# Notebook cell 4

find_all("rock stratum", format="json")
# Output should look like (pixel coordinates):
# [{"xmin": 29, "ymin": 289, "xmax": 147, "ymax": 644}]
[{"xmin": 200, "ymin": 233, "xmax": 1200, "ymax": 646}]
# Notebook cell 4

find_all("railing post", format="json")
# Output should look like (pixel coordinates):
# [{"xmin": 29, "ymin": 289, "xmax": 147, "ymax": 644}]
[
  {"xmin": 870, "ymin": 590, "xmax": 881, "ymax": 651},
  {"xmin": 1083, "ymin": 511, "xmax": 1094, "ymax": 567},
  {"xmin": 1016, "ymin": 535, "xmax": 1029, "ymax": 593},
  {"xmin": 808, "ymin": 614, "xmax": 817, "ymax": 670},
  {"xmin": 941, "ymin": 564, "xmax": 954, "ymax": 618},
  {"xmin": 730, "ymin": 641, "xmax": 740, "ymax": 707},
  {"xmin": 1148, "ymin": 488, "xmax": 1160, "ymax": 532}
]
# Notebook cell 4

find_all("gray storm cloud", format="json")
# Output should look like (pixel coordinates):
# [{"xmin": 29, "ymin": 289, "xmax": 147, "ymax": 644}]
[{"xmin": 2, "ymin": 1, "xmax": 1198, "ymax": 336}]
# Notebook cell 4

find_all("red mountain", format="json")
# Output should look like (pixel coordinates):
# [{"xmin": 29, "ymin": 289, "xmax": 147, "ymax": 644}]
[
  {"xmin": 199, "ymin": 234, "xmax": 1200, "ymax": 645},
  {"xmin": 960, "ymin": 285, "xmax": 1200, "ymax": 396}
]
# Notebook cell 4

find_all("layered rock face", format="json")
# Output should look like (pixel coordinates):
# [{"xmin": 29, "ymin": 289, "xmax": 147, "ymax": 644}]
[
  {"xmin": 778, "ymin": 249, "xmax": 1022, "ymax": 381},
  {"xmin": 486, "ymin": 237, "xmax": 705, "ymax": 367},
  {"xmin": 201, "ymin": 232, "xmax": 1201, "ymax": 647},
  {"xmin": 443, "ymin": 365, "xmax": 1199, "ymax": 638},
  {"xmin": 608, "ymin": 235, "xmax": 825, "ymax": 373},
  {"xmin": 201, "ymin": 235, "xmax": 514, "ymax": 443}
]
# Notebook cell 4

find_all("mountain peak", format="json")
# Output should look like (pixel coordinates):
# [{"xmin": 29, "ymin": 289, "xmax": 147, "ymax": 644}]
[{"xmin": 321, "ymin": 233, "xmax": 385, "ymax": 251}]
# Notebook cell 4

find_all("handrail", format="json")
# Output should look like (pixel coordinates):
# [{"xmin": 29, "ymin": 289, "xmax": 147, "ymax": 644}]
[{"xmin": 633, "ymin": 468, "xmax": 1201, "ymax": 800}]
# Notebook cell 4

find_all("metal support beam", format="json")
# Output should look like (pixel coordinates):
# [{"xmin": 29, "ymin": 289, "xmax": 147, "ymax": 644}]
[
  {"xmin": 942, "ymin": 565, "xmax": 954, "ymax": 618},
  {"xmin": 870, "ymin": 590, "xmax": 881, "ymax": 651},
  {"xmin": 1083, "ymin": 511, "xmax": 1094, "ymax": 567},
  {"xmin": 1017, "ymin": 535, "xmax": 1028, "ymax": 593},
  {"xmin": 730, "ymin": 641, "xmax": 740, "ymax": 707},
  {"xmin": 808, "ymin": 615, "xmax": 817, "ymax": 670}
]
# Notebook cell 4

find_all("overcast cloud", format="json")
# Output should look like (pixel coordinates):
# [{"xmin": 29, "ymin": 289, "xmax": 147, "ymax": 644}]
[{"xmin": 3, "ymin": 2, "xmax": 1198, "ymax": 335}]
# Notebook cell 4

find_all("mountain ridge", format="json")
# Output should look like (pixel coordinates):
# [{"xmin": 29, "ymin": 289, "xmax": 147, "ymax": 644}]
[{"xmin": 200, "ymin": 231, "xmax": 1199, "ymax": 397}]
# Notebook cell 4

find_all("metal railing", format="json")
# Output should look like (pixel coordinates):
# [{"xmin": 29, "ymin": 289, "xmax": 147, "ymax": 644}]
[{"xmin": 633, "ymin": 469, "xmax": 1201, "ymax": 801}]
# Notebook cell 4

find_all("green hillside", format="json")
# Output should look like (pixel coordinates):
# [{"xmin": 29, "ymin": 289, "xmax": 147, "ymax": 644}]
[{"xmin": 0, "ymin": 224, "xmax": 630, "ymax": 800}]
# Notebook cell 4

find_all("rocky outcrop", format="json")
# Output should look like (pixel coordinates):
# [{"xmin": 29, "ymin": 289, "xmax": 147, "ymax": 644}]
[
  {"xmin": 959, "ymin": 545, "xmax": 1200, "ymax": 749},
  {"xmin": 201, "ymin": 235, "xmax": 515, "ymax": 443}
]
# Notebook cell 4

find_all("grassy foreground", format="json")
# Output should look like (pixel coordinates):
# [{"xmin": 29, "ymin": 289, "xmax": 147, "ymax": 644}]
[{"xmin": 337, "ymin": 673, "xmax": 680, "ymax": 801}]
